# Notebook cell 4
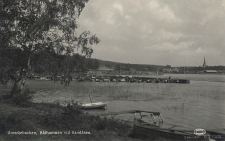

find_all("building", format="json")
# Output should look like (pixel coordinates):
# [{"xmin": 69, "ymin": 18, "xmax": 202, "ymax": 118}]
[
  {"xmin": 203, "ymin": 56, "xmax": 207, "ymax": 68},
  {"xmin": 203, "ymin": 70, "xmax": 218, "ymax": 73}
]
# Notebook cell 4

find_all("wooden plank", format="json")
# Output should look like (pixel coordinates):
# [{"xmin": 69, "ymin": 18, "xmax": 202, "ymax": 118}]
[
  {"xmin": 99, "ymin": 110, "xmax": 135, "ymax": 116},
  {"xmin": 133, "ymin": 110, "xmax": 161, "ymax": 116},
  {"xmin": 99, "ymin": 110, "xmax": 161, "ymax": 116}
]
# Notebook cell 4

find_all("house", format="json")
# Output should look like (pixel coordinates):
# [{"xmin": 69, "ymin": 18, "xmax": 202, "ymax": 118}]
[
  {"xmin": 98, "ymin": 66, "xmax": 114, "ymax": 71},
  {"xmin": 203, "ymin": 70, "xmax": 218, "ymax": 73}
]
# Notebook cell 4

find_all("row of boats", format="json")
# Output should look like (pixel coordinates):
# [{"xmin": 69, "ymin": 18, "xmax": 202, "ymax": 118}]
[{"xmin": 79, "ymin": 75, "xmax": 190, "ymax": 84}]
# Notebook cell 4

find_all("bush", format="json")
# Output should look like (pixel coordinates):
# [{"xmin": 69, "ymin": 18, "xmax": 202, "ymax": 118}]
[
  {"xmin": 40, "ymin": 100, "xmax": 85, "ymax": 129},
  {"xmin": 5, "ymin": 113, "xmax": 23, "ymax": 126},
  {"xmin": 91, "ymin": 116, "xmax": 107, "ymax": 130},
  {"xmin": 11, "ymin": 88, "xmax": 34, "ymax": 107},
  {"xmin": 63, "ymin": 100, "xmax": 83, "ymax": 115}
]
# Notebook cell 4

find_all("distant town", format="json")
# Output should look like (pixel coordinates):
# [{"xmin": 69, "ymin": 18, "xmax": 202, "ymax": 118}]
[{"xmin": 94, "ymin": 56, "xmax": 225, "ymax": 76}]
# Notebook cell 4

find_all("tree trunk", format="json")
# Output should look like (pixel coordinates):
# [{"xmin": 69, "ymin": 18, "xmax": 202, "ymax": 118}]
[
  {"xmin": 10, "ymin": 79, "xmax": 20, "ymax": 97},
  {"xmin": 20, "ymin": 79, "xmax": 26, "ymax": 91},
  {"xmin": 10, "ymin": 68, "xmax": 27, "ymax": 96}
]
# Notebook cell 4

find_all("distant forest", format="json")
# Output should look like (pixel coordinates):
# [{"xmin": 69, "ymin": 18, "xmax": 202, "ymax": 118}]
[{"xmin": 97, "ymin": 59, "xmax": 166, "ymax": 71}]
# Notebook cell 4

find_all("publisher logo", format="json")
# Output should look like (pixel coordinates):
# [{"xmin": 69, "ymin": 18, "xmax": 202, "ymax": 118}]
[{"xmin": 194, "ymin": 128, "xmax": 206, "ymax": 136}]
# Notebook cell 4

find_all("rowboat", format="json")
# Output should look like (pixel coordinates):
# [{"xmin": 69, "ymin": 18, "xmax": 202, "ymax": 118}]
[
  {"xmin": 133, "ymin": 124, "xmax": 210, "ymax": 141},
  {"xmin": 100, "ymin": 110, "xmax": 217, "ymax": 141},
  {"xmin": 81, "ymin": 102, "xmax": 107, "ymax": 109}
]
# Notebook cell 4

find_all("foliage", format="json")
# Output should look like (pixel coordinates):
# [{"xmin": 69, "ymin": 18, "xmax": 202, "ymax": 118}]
[
  {"xmin": 62, "ymin": 100, "xmax": 84, "ymax": 115},
  {"xmin": 85, "ymin": 58, "xmax": 100, "ymax": 70},
  {"xmin": 10, "ymin": 87, "xmax": 34, "ymax": 107},
  {"xmin": 39, "ymin": 101, "xmax": 131, "ymax": 136},
  {"xmin": 0, "ymin": 0, "xmax": 100, "ymax": 95},
  {"xmin": 0, "ymin": 100, "xmax": 134, "ymax": 140},
  {"xmin": 91, "ymin": 116, "xmax": 131, "ymax": 136},
  {"xmin": 31, "ymin": 52, "xmax": 87, "ymax": 80},
  {"xmin": 40, "ymin": 101, "xmax": 88, "ymax": 130}
]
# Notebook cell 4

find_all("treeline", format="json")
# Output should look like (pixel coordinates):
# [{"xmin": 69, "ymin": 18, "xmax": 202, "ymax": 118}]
[
  {"xmin": 30, "ymin": 52, "xmax": 100, "ymax": 76},
  {"xmin": 97, "ymin": 59, "xmax": 169, "ymax": 71},
  {"xmin": 114, "ymin": 64, "xmax": 166, "ymax": 71},
  {"xmin": 0, "ymin": 49, "xmax": 97, "ymax": 81}
]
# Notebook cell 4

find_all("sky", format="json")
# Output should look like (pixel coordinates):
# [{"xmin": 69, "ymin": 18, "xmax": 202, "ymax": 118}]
[{"xmin": 76, "ymin": 0, "xmax": 225, "ymax": 67}]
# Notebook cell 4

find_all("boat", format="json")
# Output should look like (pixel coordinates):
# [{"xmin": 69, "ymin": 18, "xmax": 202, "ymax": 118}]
[
  {"xmin": 170, "ymin": 79, "xmax": 190, "ymax": 84},
  {"xmin": 133, "ymin": 123, "xmax": 210, "ymax": 141},
  {"xmin": 81, "ymin": 94, "xmax": 107, "ymax": 109},
  {"xmin": 81, "ymin": 102, "xmax": 107, "ymax": 109}
]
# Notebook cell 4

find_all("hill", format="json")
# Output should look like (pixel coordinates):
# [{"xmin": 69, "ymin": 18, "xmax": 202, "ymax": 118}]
[{"xmin": 96, "ymin": 59, "xmax": 169, "ymax": 71}]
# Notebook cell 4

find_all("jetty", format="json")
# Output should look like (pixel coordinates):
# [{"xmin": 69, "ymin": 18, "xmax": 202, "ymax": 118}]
[{"xmin": 100, "ymin": 110, "xmax": 163, "ymax": 122}]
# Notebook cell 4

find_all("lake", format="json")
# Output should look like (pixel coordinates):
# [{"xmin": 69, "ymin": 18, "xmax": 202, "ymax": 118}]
[{"xmin": 27, "ymin": 74, "xmax": 225, "ymax": 132}]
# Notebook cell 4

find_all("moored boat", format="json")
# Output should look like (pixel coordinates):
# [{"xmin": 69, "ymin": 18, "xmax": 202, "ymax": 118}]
[{"xmin": 81, "ymin": 102, "xmax": 107, "ymax": 109}]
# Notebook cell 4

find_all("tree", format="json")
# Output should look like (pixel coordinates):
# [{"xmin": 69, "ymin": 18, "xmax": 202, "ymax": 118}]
[
  {"xmin": 165, "ymin": 65, "xmax": 171, "ymax": 68},
  {"xmin": 0, "ymin": 0, "xmax": 100, "ymax": 96},
  {"xmin": 85, "ymin": 58, "xmax": 99, "ymax": 70}
]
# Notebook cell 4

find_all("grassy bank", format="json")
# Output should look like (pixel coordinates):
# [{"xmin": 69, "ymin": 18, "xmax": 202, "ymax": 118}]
[{"xmin": 0, "ymin": 99, "xmax": 140, "ymax": 141}]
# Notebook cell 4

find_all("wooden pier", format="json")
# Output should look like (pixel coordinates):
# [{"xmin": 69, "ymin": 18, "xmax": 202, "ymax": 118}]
[{"xmin": 100, "ymin": 110, "xmax": 163, "ymax": 124}]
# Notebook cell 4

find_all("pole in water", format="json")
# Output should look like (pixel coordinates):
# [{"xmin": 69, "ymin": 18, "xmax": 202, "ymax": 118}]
[{"xmin": 89, "ymin": 94, "xmax": 92, "ymax": 103}]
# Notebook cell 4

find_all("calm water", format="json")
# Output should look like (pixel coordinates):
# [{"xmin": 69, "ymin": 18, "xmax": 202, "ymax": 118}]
[
  {"xmin": 30, "ymin": 74, "xmax": 225, "ymax": 132},
  {"xmin": 160, "ymin": 73, "xmax": 225, "ymax": 83}
]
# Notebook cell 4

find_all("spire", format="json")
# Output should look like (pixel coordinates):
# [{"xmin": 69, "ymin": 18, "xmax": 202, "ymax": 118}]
[{"xmin": 203, "ymin": 56, "xmax": 207, "ymax": 68}]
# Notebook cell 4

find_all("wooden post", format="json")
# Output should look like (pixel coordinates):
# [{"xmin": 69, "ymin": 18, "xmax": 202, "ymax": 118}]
[
  {"xmin": 89, "ymin": 94, "xmax": 92, "ymax": 103},
  {"xmin": 159, "ymin": 114, "xmax": 163, "ymax": 123},
  {"xmin": 133, "ymin": 113, "xmax": 136, "ymax": 133},
  {"xmin": 105, "ymin": 102, "xmax": 107, "ymax": 109},
  {"xmin": 139, "ymin": 113, "xmax": 142, "ymax": 119},
  {"xmin": 150, "ymin": 113, "xmax": 156, "ymax": 124}
]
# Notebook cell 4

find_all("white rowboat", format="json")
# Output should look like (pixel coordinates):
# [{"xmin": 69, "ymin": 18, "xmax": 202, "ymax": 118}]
[{"xmin": 81, "ymin": 102, "xmax": 107, "ymax": 109}]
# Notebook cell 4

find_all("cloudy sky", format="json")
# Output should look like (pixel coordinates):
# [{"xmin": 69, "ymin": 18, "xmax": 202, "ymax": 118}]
[{"xmin": 76, "ymin": 0, "xmax": 225, "ymax": 67}]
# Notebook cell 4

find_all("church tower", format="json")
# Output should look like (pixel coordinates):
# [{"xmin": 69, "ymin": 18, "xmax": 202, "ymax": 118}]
[{"xmin": 203, "ymin": 56, "xmax": 207, "ymax": 68}]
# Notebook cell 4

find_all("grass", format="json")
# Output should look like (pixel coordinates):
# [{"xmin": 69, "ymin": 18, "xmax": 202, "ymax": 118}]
[
  {"xmin": 25, "ymin": 80, "xmax": 225, "ymax": 102},
  {"xmin": 26, "ymin": 81, "xmax": 175, "ymax": 101},
  {"xmin": 0, "ymin": 99, "xmax": 138, "ymax": 141}
]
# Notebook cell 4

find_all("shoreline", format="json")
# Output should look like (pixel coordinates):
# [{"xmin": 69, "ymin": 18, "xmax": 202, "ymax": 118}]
[{"xmin": 0, "ymin": 99, "xmax": 147, "ymax": 141}]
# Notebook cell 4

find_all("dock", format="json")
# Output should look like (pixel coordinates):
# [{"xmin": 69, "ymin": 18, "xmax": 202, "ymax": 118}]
[{"xmin": 100, "ymin": 110, "xmax": 163, "ymax": 124}]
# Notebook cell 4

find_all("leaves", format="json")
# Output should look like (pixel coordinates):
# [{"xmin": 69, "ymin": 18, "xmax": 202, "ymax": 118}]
[{"xmin": 0, "ymin": 0, "xmax": 100, "ymax": 86}]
